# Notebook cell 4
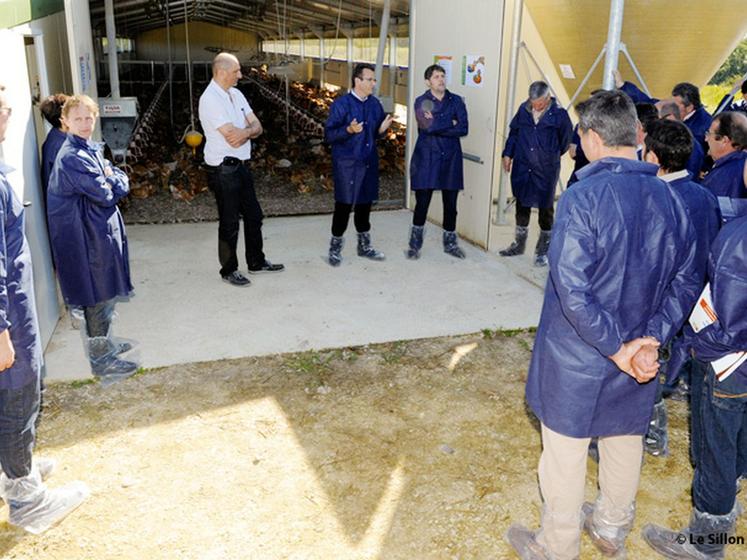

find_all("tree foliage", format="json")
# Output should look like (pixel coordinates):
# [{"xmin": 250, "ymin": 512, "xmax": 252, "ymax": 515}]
[{"xmin": 710, "ymin": 39, "xmax": 747, "ymax": 86}]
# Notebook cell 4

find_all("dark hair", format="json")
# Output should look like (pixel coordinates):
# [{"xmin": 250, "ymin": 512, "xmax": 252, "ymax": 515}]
[
  {"xmin": 644, "ymin": 119, "xmax": 693, "ymax": 172},
  {"xmin": 424, "ymin": 64, "xmax": 446, "ymax": 80},
  {"xmin": 635, "ymin": 103, "xmax": 659, "ymax": 133},
  {"xmin": 351, "ymin": 63, "xmax": 375, "ymax": 89},
  {"xmin": 671, "ymin": 82, "xmax": 702, "ymax": 110},
  {"xmin": 40, "ymin": 93, "xmax": 69, "ymax": 129},
  {"xmin": 575, "ymin": 90, "xmax": 637, "ymax": 147},
  {"xmin": 742, "ymin": 81, "xmax": 747, "ymax": 96},
  {"xmin": 712, "ymin": 111, "xmax": 747, "ymax": 150}
]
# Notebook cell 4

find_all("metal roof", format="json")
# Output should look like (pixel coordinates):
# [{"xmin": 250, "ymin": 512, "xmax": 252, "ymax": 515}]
[{"xmin": 89, "ymin": 1, "xmax": 409, "ymax": 39}]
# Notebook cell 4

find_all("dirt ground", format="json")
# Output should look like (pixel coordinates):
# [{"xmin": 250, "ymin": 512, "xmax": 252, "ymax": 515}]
[
  {"xmin": 121, "ymin": 169, "xmax": 406, "ymax": 225},
  {"xmin": 0, "ymin": 330, "xmax": 743, "ymax": 560}
]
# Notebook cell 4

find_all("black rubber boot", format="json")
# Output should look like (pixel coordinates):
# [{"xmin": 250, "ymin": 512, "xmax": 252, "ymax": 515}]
[
  {"xmin": 406, "ymin": 225, "xmax": 425, "ymax": 260},
  {"xmin": 499, "ymin": 226, "xmax": 529, "ymax": 257},
  {"xmin": 534, "ymin": 229, "xmax": 552, "ymax": 267},
  {"xmin": 357, "ymin": 232, "xmax": 385, "ymax": 261}
]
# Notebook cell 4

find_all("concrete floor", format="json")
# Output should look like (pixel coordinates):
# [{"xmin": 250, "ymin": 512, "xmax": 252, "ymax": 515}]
[{"xmin": 43, "ymin": 210, "xmax": 547, "ymax": 382}]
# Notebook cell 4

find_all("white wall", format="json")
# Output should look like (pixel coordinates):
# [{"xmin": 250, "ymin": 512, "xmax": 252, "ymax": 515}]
[
  {"xmin": 30, "ymin": 12, "xmax": 73, "ymax": 96},
  {"xmin": 64, "ymin": 0, "xmax": 98, "ymax": 98},
  {"xmin": 407, "ymin": 0, "xmax": 506, "ymax": 248},
  {"xmin": 0, "ymin": 28, "xmax": 60, "ymax": 349}
]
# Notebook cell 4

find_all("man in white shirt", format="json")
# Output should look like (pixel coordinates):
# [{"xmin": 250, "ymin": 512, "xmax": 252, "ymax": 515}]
[{"xmin": 198, "ymin": 52, "xmax": 283, "ymax": 287}]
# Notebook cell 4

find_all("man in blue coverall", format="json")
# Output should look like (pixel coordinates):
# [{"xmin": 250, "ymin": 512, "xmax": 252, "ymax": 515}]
[
  {"xmin": 701, "ymin": 111, "xmax": 747, "ymax": 200},
  {"xmin": 0, "ymin": 84, "xmax": 88, "ymax": 533},
  {"xmin": 324, "ymin": 63, "xmax": 394, "ymax": 266},
  {"xmin": 643, "ymin": 211, "xmax": 747, "ymax": 560},
  {"xmin": 507, "ymin": 90, "xmax": 699, "ymax": 560},
  {"xmin": 500, "ymin": 81, "xmax": 573, "ymax": 267}
]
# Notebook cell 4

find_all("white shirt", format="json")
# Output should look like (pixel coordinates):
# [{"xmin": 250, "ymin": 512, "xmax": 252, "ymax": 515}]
[
  {"xmin": 659, "ymin": 169, "xmax": 689, "ymax": 183},
  {"xmin": 198, "ymin": 79, "xmax": 253, "ymax": 166}
]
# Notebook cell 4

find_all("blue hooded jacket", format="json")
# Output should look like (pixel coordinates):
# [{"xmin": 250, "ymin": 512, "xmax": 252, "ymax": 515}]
[
  {"xmin": 502, "ymin": 98, "xmax": 573, "ymax": 208},
  {"xmin": 525, "ymin": 158, "xmax": 699, "ymax": 438},
  {"xmin": 410, "ymin": 90, "xmax": 468, "ymax": 191},
  {"xmin": 0, "ymin": 164, "xmax": 42, "ymax": 390},
  {"xmin": 47, "ymin": 135, "xmax": 133, "ymax": 307},
  {"xmin": 325, "ymin": 92, "xmax": 386, "ymax": 205}
]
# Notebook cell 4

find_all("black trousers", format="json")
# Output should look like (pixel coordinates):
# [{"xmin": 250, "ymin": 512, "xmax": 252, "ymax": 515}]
[
  {"xmin": 516, "ymin": 202, "xmax": 554, "ymax": 230},
  {"xmin": 331, "ymin": 202, "xmax": 372, "ymax": 237},
  {"xmin": 207, "ymin": 162, "xmax": 265, "ymax": 276},
  {"xmin": 412, "ymin": 189, "xmax": 459, "ymax": 231},
  {"xmin": 84, "ymin": 299, "xmax": 115, "ymax": 338}
]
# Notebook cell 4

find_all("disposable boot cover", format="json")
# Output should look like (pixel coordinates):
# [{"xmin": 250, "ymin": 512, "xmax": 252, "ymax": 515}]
[
  {"xmin": 328, "ymin": 235, "xmax": 344, "ymax": 267},
  {"xmin": 357, "ymin": 232, "xmax": 385, "ymax": 260},
  {"xmin": 86, "ymin": 336, "xmax": 140, "ymax": 381},
  {"xmin": 406, "ymin": 225, "xmax": 424, "ymax": 259},
  {"xmin": 505, "ymin": 524, "xmax": 554, "ymax": 560},
  {"xmin": 534, "ymin": 230, "xmax": 552, "ymax": 267},
  {"xmin": 583, "ymin": 500, "xmax": 634, "ymax": 558},
  {"xmin": 644, "ymin": 400, "xmax": 670, "ymax": 456},
  {"xmin": 3, "ymin": 468, "xmax": 90, "ymax": 534},
  {"xmin": 443, "ymin": 231, "xmax": 466, "ymax": 259},
  {"xmin": 642, "ymin": 507, "xmax": 737, "ymax": 560},
  {"xmin": 499, "ymin": 226, "xmax": 529, "ymax": 256}
]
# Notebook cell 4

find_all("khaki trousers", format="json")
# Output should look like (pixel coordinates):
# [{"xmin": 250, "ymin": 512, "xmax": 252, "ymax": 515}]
[{"xmin": 535, "ymin": 423, "xmax": 643, "ymax": 560}]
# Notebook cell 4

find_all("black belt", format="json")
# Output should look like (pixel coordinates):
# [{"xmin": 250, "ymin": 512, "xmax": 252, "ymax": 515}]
[
  {"xmin": 222, "ymin": 156, "xmax": 250, "ymax": 166},
  {"xmin": 204, "ymin": 156, "xmax": 251, "ymax": 171}
]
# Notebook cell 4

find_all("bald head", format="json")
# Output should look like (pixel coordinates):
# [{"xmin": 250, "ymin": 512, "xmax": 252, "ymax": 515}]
[
  {"xmin": 212, "ymin": 53, "xmax": 242, "ymax": 90},
  {"xmin": 213, "ymin": 53, "xmax": 239, "ymax": 74}
]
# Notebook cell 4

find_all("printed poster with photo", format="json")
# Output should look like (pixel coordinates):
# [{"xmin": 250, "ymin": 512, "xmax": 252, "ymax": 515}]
[
  {"xmin": 433, "ymin": 55, "xmax": 453, "ymax": 85},
  {"xmin": 462, "ymin": 55, "xmax": 485, "ymax": 88}
]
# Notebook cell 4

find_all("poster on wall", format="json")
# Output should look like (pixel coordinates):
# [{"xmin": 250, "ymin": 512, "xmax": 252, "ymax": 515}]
[
  {"xmin": 462, "ymin": 55, "xmax": 485, "ymax": 88},
  {"xmin": 433, "ymin": 55, "xmax": 453, "ymax": 85}
]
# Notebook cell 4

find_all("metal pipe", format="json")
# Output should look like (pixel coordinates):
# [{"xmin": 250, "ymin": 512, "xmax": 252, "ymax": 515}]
[
  {"xmin": 104, "ymin": 0, "xmax": 120, "ymax": 98},
  {"xmin": 166, "ymin": 1, "xmax": 174, "ymax": 131},
  {"xmin": 184, "ymin": 0, "xmax": 195, "ymax": 129},
  {"xmin": 403, "ymin": 0, "xmax": 416, "ymax": 205},
  {"xmin": 495, "ymin": 0, "xmax": 524, "ymax": 225},
  {"xmin": 601, "ymin": 0, "xmax": 625, "ymax": 90},
  {"xmin": 389, "ymin": 31, "xmax": 397, "ymax": 98},
  {"xmin": 373, "ymin": 0, "xmax": 391, "ymax": 96},
  {"xmin": 520, "ymin": 42, "xmax": 558, "ymax": 98},
  {"xmin": 619, "ymin": 43, "xmax": 651, "ymax": 97},
  {"xmin": 320, "ymin": 34, "xmax": 325, "ymax": 86},
  {"xmin": 566, "ymin": 46, "xmax": 606, "ymax": 109}
]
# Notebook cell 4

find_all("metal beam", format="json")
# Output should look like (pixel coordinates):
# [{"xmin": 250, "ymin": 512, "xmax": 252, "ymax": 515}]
[
  {"xmin": 602, "ymin": 0, "xmax": 625, "ymax": 90},
  {"xmin": 373, "ymin": 0, "xmax": 390, "ymax": 96}
]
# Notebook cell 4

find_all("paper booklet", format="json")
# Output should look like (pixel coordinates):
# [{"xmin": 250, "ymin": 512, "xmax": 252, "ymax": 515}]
[
  {"xmin": 689, "ymin": 283, "xmax": 716, "ymax": 333},
  {"xmin": 687, "ymin": 283, "xmax": 747, "ymax": 383}
]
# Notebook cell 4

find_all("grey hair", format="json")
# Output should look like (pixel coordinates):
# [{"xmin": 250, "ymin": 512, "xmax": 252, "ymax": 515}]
[
  {"xmin": 575, "ymin": 90, "xmax": 637, "ymax": 148},
  {"xmin": 528, "ymin": 81, "xmax": 550, "ymax": 100},
  {"xmin": 658, "ymin": 101, "xmax": 681, "ymax": 120}
]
